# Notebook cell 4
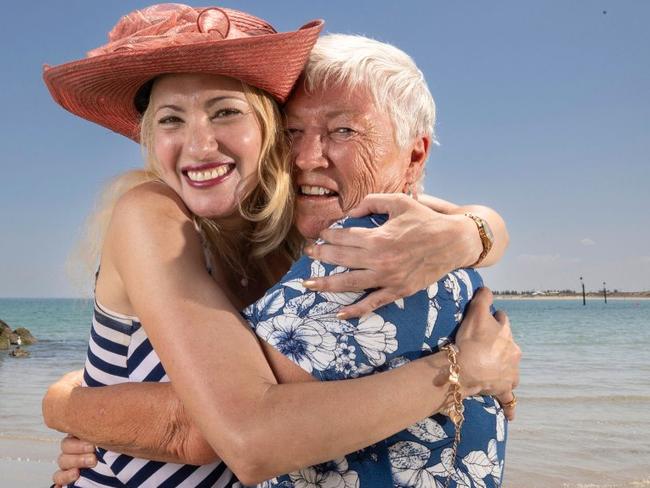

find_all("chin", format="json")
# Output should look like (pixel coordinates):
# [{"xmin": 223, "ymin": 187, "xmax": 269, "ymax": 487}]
[
  {"xmin": 188, "ymin": 198, "xmax": 237, "ymax": 219},
  {"xmin": 295, "ymin": 215, "xmax": 337, "ymax": 240}
]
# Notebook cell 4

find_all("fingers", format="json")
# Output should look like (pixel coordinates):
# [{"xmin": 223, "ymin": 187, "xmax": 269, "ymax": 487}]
[
  {"xmin": 502, "ymin": 404, "xmax": 516, "ymax": 421},
  {"xmin": 464, "ymin": 287, "xmax": 494, "ymax": 320},
  {"xmin": 496, "ymin": 392, "xmax": 517, "ymax": 421},
  {"xmin": 61, "ymin": 435, "xmax": 95, "ymax": 455},
  {"xmin": 304, "ymin": 242, "xmax": 370, "ymax": 270},
  {"xmin": 347, "ymin": 193, "xmax": 411, "ymax": 218},
  {"xmin": 318, "ymin": 226, "xmax": 371, "ymax": 247},
  {"xmin": 52, "ymin": 467, "xmax": 81, "ymax": 487},
  {"xmin": 304, "ymin": 270, "xmax": 373, "ymax": 293},
  {"xmin": 54, "ymin": 436, "xmax": 96, "ymax": 486},
  {"xmin": 338, "ymin": 290, "xmax": 400, "ymax": 319},
  {"xmin": 493, "ymin": 310, "xmax": 511, "ymax": 329},
  {"xmin": 472, "ymin": 287, "xmax": 494, "ymax": 307},
  {"xmin": 493, "ymin": 310, "xmax": 513, "ymax": 341},
  {"xmin": 58, "ymin": 452, "xmax": 97, "ymax": 470}
]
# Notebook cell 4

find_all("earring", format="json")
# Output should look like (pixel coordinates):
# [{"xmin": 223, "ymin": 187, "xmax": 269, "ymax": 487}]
[{"xmin": 405, "ymin": 183, "xmax": 415, "ymax": 199}]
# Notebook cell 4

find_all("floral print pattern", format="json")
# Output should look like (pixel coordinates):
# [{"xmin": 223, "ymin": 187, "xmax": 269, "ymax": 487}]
[{"xmin": 242, "ymin": 215, "xmax": 507, "ymax": 487}]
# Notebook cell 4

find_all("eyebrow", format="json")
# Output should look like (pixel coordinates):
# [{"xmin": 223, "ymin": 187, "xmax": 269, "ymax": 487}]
[
  {"xmin": 155, "ymin": 104, "xmax": 184, "ymax": 113},
  {"xmin": 205, "ymin": 96, "xmax": 246, "ymax": 108},
  {"xmin": 325, "ymin": 110, "xmax": 356, "ymax": 118},
  {"xmin": 155, "ymin": 96, "xmax": 246, "ymax": 114},
  {"xmin": 286, "ymin": 109, "xmax": 360, "ymax": 121}
]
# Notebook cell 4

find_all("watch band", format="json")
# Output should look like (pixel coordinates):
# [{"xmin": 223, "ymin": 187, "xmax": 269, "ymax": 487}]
[{"xmin": 464, "ymin": 213, "xmax": 494, "ymax": 267}]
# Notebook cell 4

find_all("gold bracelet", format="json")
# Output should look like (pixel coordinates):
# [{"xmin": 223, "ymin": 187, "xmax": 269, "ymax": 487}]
[{"xmin": 440, "ymin": 343, "xmax": 465, "ymax": 486}]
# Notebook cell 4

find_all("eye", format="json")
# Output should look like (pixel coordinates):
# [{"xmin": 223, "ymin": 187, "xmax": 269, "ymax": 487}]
[
  {"xmin": 330, "ymin": 127, "xmax": 356, "ymax": 139},
  {"xmin": 285, "ymin": 127, "xmax": 303, "ymax": 141},
  {"xmin": 212, "ymin": 108, "xmax": 244, "ymax": 119},
  {"xmin": 158, "ymin": 115, "xmax": 183, "ymax": 125}
]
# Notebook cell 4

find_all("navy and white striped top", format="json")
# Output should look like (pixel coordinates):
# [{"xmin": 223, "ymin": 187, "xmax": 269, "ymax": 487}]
[{"xmin": 69, "ymin": 299, "xmax": 237, "ymax": 488}]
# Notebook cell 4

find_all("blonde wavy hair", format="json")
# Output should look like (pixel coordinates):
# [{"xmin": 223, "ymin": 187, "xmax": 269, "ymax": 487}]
[{"xmin": 69, "ymin": 80, "xmax": 301, "ymax": 295}]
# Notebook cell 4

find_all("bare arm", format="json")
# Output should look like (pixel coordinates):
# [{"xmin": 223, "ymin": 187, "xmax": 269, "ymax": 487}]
[
  {"xmin": 45, "ymin": 289, "xmax": 518, "ymax": 475},
  {"xmin": 44, "ymin": 376, "xmax": 214, "ymax": 463},
  {"xmin": 43, "ymin": 185, "xmax": 518, "ymax": 485},
  {"xmin": 417, "ymin": 194, "xmax": 509, "ymax": 268},
  {"xmin": 302, "ymin": 193, "xmax": 509, "ymax": 317}
]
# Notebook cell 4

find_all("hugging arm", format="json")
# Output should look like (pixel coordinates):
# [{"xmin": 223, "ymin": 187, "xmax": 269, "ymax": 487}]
[
  {"xmin": 43, "ymin": 185, "xmax": 519, "ymax": 485},
  {"xmin": 302, "ymin": 193, "xmax": 509, "ymax": 317},
  {"xmin": 49, "ymin": 288, "xmax": 519, "ymax": 488}
]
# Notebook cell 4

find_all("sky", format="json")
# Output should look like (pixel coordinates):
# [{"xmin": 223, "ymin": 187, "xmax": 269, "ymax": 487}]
[{"xmin": 0, "ymin": 1, "xmax": 648, "ymax": 297}]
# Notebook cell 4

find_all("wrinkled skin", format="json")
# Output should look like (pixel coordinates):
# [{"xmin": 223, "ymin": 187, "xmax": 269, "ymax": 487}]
[{"xmin": 286, "ymin": 83, "xmax": 425, "ymax": 239}]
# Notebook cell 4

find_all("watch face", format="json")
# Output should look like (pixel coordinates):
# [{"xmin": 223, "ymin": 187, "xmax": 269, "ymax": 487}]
[{"xmin": 483, "ymin": 220, "xmax": 495, "ymax": 243}]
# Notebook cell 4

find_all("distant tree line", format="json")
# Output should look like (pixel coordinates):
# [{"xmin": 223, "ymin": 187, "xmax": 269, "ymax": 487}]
[{"xmin": 493, "ymin": 288, "xmax": 622, "ymax": 295}]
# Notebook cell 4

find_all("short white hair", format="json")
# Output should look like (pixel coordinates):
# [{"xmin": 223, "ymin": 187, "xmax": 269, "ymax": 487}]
[{"xmin": 302, "ymin": 33, "xmax": 437, "ymax": 150}]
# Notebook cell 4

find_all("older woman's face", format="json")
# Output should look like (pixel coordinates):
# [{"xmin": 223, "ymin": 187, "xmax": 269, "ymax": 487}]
[{"xmin": 286, "ymin": 84, "xmax": 415, "ymax": 239}]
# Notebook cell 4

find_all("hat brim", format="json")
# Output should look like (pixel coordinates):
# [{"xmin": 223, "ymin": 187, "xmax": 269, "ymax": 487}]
[{"xmin": 44, "ymin": 20, "xmax": 323, "ymax": 141}]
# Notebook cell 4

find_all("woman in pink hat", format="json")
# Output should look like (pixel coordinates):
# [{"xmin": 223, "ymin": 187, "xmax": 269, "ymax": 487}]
[{"xmin": 43, "ymin": 4, "xmax": 519, "ymax": 488}]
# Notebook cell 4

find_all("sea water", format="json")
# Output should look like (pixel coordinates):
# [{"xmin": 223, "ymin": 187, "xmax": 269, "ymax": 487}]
[
  {"xmin": 498, "ymin": 298, "xmax": 650, "ymax": 487},
  {"xmin": 0, "ymin": 298, "xmax": 648, "ymax": 487}
]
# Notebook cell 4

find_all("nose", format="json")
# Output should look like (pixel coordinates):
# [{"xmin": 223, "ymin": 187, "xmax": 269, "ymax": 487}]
[
  {"xmin": 292, "ymin": 132, "xmax": 328, "ymax": 171},
  {"xmin": 186, "ymin": 119, "xmax": 218, "ymax": 161}
]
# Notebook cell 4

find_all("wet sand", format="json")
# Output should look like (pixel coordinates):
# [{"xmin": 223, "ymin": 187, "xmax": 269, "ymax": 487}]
[{"xmin": 0, "ymin": 437, "xmax": 59, "ymax": 486}]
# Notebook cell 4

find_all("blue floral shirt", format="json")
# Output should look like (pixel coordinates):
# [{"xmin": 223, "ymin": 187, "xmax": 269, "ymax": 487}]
[{"xmin": 243, "ymin": 215, "xmax": 507, "ymax": 488}]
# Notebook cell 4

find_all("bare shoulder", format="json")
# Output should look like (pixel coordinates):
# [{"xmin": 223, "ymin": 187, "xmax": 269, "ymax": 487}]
[
  {"xmin": 106, "ymin": 181, "xmax": 201, "ymax": 258},
  {"xmin": 109, "ymin": 181, "xmax": 192, "ymax": 233},
  {"xmin": 113, "ymin": 181, "xmax": 191, "ymax": 225}
]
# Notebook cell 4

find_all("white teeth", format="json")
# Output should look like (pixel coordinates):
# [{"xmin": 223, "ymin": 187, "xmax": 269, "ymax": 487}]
[
  {"xmin": 300, "ymin": 185, "xmax": 334, "ymax": 196},
  {"xmin": 187, "ymin": 166, "xmax": 230, "ymax": 182}
]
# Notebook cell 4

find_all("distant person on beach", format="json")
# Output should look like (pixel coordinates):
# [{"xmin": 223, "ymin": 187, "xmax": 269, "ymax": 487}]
[{"xmin": 41, "ymin": 4, "xmax": 519, "ymax": 488}]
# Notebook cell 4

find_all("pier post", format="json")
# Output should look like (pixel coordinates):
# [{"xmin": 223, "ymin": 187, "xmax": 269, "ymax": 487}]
[{"xmin": 580, "ymin": 276, "xmax": 586, "ymax": 306}]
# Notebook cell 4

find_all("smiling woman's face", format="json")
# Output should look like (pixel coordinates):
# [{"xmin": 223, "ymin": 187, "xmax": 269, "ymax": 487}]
[
  {"xmin": 285, "ymin": 83, "xmax": 415, "ymax": 239},
  {"xmin": 148, "ymin": 73, "xmax": 262, "ymax": 218}
]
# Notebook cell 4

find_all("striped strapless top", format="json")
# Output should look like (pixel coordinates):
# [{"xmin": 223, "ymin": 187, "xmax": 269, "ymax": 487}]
[{"xmin": 70, "ymin": 299, "xmax": 237, "ymax": 488}]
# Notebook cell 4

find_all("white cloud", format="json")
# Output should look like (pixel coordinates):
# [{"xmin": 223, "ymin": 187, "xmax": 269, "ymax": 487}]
[
  {"xmin": 580, "ymin": 238, "xmax": 596, "ymax": 246},
  {"xmin": 640, "ymin": 256, "xmax": 650, "ymax": 264}
]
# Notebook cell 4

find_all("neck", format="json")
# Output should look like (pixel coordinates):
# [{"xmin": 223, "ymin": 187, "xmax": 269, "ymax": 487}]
[{"xmin": 212, "ymin": 210, "xmax": 249, "ymax": 233}]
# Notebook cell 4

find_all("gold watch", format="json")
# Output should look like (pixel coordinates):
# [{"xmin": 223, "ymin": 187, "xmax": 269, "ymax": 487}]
[{"xmin": 464, "ymin": 213, "xmax": 494, "ymax": 267}]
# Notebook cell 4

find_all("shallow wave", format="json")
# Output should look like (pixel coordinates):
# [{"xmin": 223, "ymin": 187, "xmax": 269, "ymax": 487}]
[
  {"xmin": 523, "ymin": 395, "xmax": 650, "ymax": 404},
  {"xmin": 562, "ymin": 478, "xmax": 650, "ymax": 488},
  {"xmin": 0, "ymin": 433, "xmax": 57, "ymax": 443}
]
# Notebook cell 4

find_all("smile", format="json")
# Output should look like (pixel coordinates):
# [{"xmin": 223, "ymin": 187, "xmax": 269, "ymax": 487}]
[
  {"xmin": 187, "ymin": 166, "xmax": 231, "ymax": 182},
  {"xmin": 299, "ymin": 185, "xmax": 338, "ymax": 197},
  {"xmin": 182, "ymin": 163, "xmax": 235, "ymax": 188}
]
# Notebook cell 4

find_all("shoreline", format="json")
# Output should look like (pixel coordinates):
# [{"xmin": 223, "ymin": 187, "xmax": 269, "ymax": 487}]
[
  {"xmin": 494, "ymin": 295, "xmax": 650, "ymax": 301},
  {"xmin": 0, "ymin": 437, "xmax": 59, "ymax": 486},
  {"xmin": 1, "ymin": 435, "xmax": 648, "ymax": 488}
]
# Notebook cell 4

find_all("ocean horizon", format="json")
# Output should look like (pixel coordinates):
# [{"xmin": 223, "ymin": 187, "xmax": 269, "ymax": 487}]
[{"xmin": 1, "ymin": 297, "xmax": 649, "ymax": 487}]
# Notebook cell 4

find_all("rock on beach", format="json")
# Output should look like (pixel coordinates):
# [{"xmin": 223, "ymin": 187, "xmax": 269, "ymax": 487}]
[
  {"xmin": 9, "ymin": 347, "xmax": 29, "ymax": 358},
  {"xmin": 13, "ymin": 327, "xmax": 37, "ymax": 345},
  {"xmin": 0, "ymin": 319, "xmax": 36, "ymax": 353},
  {"xmin": 0, "ymin": 320, "xmax": 13, "ymax": 350}
]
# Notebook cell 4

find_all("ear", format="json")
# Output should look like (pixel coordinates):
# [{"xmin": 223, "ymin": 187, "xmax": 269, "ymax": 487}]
[{"xmin": 405, "ymin": 134, "xmax": 430, "ymax": 185}]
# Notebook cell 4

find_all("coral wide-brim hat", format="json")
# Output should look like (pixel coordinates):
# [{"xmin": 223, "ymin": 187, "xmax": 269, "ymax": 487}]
[{"xmin": 43, "ymin": 3, "xmax": 323, "ymax": 141}]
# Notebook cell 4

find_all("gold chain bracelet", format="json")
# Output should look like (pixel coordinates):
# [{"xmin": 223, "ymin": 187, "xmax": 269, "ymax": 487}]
[{"xmin": 440, "ymin": 343, "xmax": 465, "ymax": 488}]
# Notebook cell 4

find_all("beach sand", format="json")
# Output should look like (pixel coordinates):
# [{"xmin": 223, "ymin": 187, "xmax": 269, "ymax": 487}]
[
  {"xmin": 4, "ymin": 435, "xmax": 650, "ymax": 488},
  {"xmin": 0, "ymin": 437, "xmax": 59, "ymax": 486}
]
